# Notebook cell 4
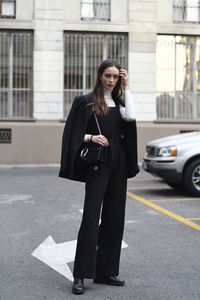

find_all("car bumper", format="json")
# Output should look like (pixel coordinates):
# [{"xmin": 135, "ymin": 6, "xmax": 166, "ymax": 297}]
[{"xmin": 142, "ymin": 158, "xmax": 182, "ymax": 183}]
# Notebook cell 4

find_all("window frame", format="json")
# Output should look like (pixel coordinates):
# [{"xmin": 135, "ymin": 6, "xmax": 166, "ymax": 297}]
[
  {"xmin": 81, "ymin": 0, "xmax": 111, "ymax": 22},
  {"xmin": 0, "ymin": 31, "xmax": 34, "ymax": 120},
  {"xmin": 173, "ymin": 0, "xmax": 200, "ymax": 24},
  {"xmin": 63, "ymin": 31, "xmax": 128, "ymax": 117},
  {"xmin": 0, "ymin": 0, "xmax": 16, "ymax": 19},
  {"xmin": 156, "ymin": 34, "xmax": 200, "ymax": 121}
]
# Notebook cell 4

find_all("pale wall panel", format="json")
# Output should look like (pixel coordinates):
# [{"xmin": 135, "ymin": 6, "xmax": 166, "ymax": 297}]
[{"xmin": 17, "ymin": 0, "xmax": 33, "ymax": 20}]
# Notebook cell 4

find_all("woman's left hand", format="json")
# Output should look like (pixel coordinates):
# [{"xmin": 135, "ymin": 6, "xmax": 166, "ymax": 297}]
[{"xmin": 119, "ymin": 69, "xmax": 129, "ymax": 90}]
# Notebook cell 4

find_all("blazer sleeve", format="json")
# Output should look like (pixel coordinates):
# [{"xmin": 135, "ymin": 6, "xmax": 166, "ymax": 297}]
[{"xmin": 58, "ymin": 97, "xmax": 88, "ymax": 181}]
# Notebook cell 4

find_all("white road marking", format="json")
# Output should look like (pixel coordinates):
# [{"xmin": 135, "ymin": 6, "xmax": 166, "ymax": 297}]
[
  {"xmin": 32, "ymin": 236, "xmax": 75, "ymax": 282},
  {"xmin": 0, "ymin": 194, "xmax": 33, "ymax": 204},
  {"xmin": 0, "ymin": 164, "xmax": 59, "ymax": 168},
  {"xmin": 32, "ymin": 204, "xmax": 130, "ymax": 282},
  {"xmin": 125, "ymin": 220, "xmax": 137, "ymax": 224},
  {"xmin": 146, "ymin": 210, "xmax": 161, "ymax": 215},
  {"xmin": 130, "ymin": 187, "xmax": 169, "ymax": 190},
  {"xmin": 78, "ymin": 209, "xmax": 83, "ymax": 214},
  {"xmin": 121, "ymin": 240, "xmax": 128, "ymax": 248},
  {"xmin": 32, "ymin": 236, "xmax": 128, "ymax": 282}
]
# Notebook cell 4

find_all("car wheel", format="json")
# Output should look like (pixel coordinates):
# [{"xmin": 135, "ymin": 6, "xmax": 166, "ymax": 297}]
[{"xmin": 184, "ymin": 159, "xmax": 200, "ymax": 196}]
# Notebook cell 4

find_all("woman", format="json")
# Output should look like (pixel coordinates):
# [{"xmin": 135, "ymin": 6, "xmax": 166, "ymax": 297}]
[{"xmin": 59, "ymin": 59, "xmax": 139, "ymax": 295}]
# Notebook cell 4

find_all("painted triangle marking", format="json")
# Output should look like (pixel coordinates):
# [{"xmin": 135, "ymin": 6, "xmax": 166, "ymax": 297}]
[
  {"xmin": 32, "ymin": 209, "xmax": 128, "ymax": 282},
  {"xmin": 32, "ymin": 236, "xmax": 76, "ymax": 281}
]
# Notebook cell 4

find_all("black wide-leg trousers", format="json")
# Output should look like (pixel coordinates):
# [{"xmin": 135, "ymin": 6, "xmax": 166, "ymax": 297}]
[{"xmin": 73, "ymin": 145, "xmax": 127, "ymax": 279}]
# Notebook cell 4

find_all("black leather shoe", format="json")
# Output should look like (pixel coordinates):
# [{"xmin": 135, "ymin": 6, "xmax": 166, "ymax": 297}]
[
  {"xmin": 72, "ymin": 278, "xmax": 84, "ymax": 295},
  {"xmin": 94, "ymin": 275, "xmax": 125, "ymax": 286}
]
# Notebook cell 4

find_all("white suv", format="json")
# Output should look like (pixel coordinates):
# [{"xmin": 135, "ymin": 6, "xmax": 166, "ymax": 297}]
[{"xmin": 142, "ymin": 131, "xmax": 200, "ymax": 196}]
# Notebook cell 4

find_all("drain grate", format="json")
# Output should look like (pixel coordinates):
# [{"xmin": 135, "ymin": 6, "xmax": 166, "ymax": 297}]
[{"xmin": 0, "ymin": 128, "xmax": 12, "ymax": 144}]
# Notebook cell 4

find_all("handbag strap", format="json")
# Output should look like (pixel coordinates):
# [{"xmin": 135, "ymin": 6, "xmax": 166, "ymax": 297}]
[{"xmin": 94, "ymin": 112, "xmax": 102, "ymax": 135}]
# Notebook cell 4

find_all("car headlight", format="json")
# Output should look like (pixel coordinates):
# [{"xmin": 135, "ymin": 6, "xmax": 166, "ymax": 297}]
[{"xmin": 158, "ymin": 146, "xmax": 177, "ymax": 157}]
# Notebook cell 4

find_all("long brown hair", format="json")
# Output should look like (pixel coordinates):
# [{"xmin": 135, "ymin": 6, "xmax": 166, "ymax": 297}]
[{"xmin": 92, "ymin": 59, "xmax": 123, "ymax": 116}]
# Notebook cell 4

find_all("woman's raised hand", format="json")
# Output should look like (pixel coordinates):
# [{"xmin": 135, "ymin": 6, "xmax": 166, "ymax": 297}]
[
  {"xmin": 91, "ymin": 135, "xmax": 109, "ymax": 147},
  {"xmin": 119, "ymin": 69, "xmax": 129, "ymax": 90}
]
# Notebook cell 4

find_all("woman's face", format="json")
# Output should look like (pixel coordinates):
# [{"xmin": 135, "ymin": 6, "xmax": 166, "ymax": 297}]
[{"xmin": 100, "ymin": 66, "xmax": 120, "ymax": 90}]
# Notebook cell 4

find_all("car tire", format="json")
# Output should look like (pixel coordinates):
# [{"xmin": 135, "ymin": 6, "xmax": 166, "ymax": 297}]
[{"xmin": 183, "ymin": 159, "xmax": 200, "ymax": 196}]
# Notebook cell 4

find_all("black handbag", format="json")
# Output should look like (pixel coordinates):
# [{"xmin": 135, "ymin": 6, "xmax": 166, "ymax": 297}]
[{"xmin": 78, "ymin": 112, "xmax": 107, "ymax": 165}]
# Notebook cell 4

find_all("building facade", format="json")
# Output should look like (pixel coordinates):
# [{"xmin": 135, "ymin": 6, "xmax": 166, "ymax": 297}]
[{"xmin": 0, "ymin": 0, "xmax": 200, "ymax": 164}]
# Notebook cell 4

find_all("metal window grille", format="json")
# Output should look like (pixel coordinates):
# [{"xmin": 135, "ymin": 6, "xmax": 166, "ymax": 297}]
[
  {"xmin": 173, "ymin": 0, "xmax": 200, "ymax": 23},
  {"xmin": 0, "ymin": 0, "xmax": 15, "ymax": 18},
  {"xmin": 0, "ymin": 32, "xmax": 33, "ymax": 119},
  {"xmin": 64, "ymin": 32, "xmax": 128, "ymax": 117},
  {"xmin": 156, "ymin": 35, "xmax": 200, "ymax": 121},
  {"xmin": 0, "ymin": 128, "xmax": 11, "ymax": 143},
  {"xmin": 81, "ymin": 0, "xmax": 110, "ymax": 21}
]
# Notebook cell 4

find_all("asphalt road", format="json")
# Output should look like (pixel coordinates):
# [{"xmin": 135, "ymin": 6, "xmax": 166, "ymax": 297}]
[{"xmin": 0, "ymin": 166, "xmax": 200, "ymax": 300}]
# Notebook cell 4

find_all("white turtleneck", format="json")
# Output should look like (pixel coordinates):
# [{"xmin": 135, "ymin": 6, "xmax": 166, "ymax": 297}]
[
  {"xmin": 103, "ymin": 88, "xmax": 116, "ymax": 107},
  {"xmin": 84, "ymin": 88, "xmax": 136, "ymax": 142}
]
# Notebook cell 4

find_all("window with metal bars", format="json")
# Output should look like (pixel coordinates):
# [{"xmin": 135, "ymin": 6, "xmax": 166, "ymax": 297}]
[
  {"xmin": 173, "ymin": 0, "xmax": 200, "ymax": 23},
  {"xmin": 64, "ymin": 32, "xmax": 128, "ymax": 117},
  {"xmin": 0, "ymin": 0, "xmax": 16, "ymax": 18},
  {"xmin": 156, "ymin": 35, "xmax": 200, "ymax": 121},
  {"xmin": 81, "ymin": 0, "xmax": 110, "ymax": 21},
  {"xmin": 0, "ymin": 32, "xmax": 33, "ymax": 119}
]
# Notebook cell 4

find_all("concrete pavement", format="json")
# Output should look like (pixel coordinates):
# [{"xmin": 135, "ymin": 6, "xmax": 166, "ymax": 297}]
[{"xmin": 0, "ymin": 167, "xmax": 200, "ymax": 299}]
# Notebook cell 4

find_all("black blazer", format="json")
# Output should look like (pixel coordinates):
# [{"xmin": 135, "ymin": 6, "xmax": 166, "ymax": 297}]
[{"xmin": 59, "ymin": 92, "xmax": 139, "ymax": 182}]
